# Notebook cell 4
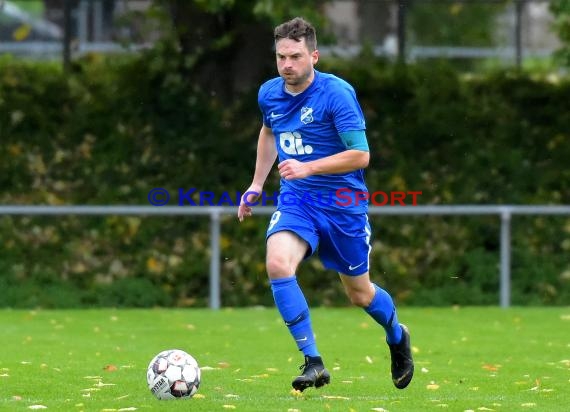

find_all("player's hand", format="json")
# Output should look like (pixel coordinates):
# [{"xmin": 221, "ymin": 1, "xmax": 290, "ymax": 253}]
[
  {"xmin": 278, "ymin": 159, "xmax": 310, "ymax": 180},
  {"xmin": 237, "ymin": 186, "xmax": 262, "ymax": 222}
]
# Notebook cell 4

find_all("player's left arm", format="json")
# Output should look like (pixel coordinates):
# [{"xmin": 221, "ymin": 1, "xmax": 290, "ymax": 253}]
[{"xmin": 278, "ymin": 130, "xmax": 369, "ymax": 179}]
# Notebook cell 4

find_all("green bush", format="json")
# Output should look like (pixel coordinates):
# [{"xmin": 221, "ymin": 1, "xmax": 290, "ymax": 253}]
[{"xmin": 0, "ymin": 53, "xmax": 568, "ymax": 308}]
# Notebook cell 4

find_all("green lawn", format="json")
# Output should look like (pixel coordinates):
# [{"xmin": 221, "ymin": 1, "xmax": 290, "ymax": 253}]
[{"xmin": 1, "ymin": 307, "xmax": 569, "ymax": 411}]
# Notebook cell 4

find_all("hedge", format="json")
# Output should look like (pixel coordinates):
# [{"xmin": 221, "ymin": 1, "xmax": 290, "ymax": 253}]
[{"xmin": 0, "ymin": 52, "xmax": 569, "ymax": 308}]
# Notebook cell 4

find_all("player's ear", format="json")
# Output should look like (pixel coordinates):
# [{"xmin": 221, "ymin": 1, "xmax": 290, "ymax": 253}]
[{"xmin": 312, "ymin": 49, "xmax": 319, "ymax": 65}]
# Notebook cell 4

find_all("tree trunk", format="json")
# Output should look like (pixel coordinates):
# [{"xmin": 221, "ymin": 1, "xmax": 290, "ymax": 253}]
[{"xmin": 165, "ymin": 0, "xmax": 274, "ymax": 102}]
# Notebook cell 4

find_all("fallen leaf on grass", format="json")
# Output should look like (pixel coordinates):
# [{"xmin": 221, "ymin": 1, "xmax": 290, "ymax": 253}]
[
  {"xmin": 94, "ymin": 380, "xmax": 116, "ymax": 387},
  {"xmin": 521, "ymin": 403, "xmax": 536, "ymax": 407},
  {"xmin": 250, "ymin": 374, "xmax": 269, "ymax": 378},
  {"xmin": 103, "ymin": 365, "xmax": 118, "ymax": 372},
  {"xmin": 222, "ymin": 405, "xmax": 236, "ymax": 409},
  {"xmin": 426, "ymin": 382, "xmax": 440, "ymax": 390},
  {"xmin": 193, "ymin": 393, "xmax": 205, "ymax": 399},
  {"xmin": 528, "ymin": 378, "xmax": 541, "ymax": 391}
]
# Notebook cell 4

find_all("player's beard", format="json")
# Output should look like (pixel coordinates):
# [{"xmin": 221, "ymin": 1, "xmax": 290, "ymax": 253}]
[{"xmin": 282, "ymin": 67, "xmax": 313, "ymax": 90}]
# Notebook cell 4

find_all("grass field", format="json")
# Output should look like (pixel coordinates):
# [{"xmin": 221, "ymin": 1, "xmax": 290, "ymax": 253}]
[{"xmin": 1, "ymin": 307, "xmax": 569, "ymax": 411}]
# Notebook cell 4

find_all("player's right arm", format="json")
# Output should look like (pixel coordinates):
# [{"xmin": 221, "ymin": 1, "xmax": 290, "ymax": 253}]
[{"xmin": 238, "ymin": 125, "xmax": 277, "ymax": 221}]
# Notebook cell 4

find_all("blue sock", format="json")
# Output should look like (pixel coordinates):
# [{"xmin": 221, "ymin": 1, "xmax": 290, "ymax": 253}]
[
  {"xmin": 364, "ymin": 284, "xmax": 403, "ymax": 344},
  {"xmin": 270, "ymin": 276, "xmax": 319, "ymax": 357}
]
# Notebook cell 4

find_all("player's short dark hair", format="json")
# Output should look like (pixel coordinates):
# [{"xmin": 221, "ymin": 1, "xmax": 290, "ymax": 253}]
[{"xmin": 274, "ymin": 17, "xmax": 317, "ymax": 52}]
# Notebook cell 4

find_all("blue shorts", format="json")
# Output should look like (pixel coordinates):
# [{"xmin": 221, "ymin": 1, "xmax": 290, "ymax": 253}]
[{"xmin": 266, "ymin": 202, "xmax": 372, "ymax": 275}]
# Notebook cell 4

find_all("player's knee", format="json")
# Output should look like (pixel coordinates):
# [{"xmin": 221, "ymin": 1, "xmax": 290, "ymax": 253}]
[
  {"xmin": 266, "ymin": 255, "xmax": 290, "ymax": 278},
  {"xmin": 346, "ymin": 289, "xmax": 373, "ymax": 308}
]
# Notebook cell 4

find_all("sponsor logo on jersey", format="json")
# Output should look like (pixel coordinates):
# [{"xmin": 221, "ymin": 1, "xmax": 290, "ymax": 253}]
[{"xmin": 279, "ymin": 132, "xmax": 313, "ymax": 155}]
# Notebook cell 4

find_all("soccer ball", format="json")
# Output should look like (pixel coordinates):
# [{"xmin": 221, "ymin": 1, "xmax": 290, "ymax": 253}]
[{"xmin": 146, "ymin": 349, "xmax": 201, "ymax": 400}]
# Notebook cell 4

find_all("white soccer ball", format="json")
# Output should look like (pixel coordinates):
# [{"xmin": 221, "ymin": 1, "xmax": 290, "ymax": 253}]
[{"xmin": 146, "ymin": 349, "xmax": 201, "ymax": 400}]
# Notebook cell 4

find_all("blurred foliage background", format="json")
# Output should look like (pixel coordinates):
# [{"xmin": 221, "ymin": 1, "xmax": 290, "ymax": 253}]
[{"xmin": 0, "ymin": 0, "xmax": 569, "ymax": 308}]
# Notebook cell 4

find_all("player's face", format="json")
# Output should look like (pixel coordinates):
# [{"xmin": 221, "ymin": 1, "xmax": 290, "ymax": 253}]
[{"xmin": 275, "ymin": 38, "xmax": 319, "ymax": 93}]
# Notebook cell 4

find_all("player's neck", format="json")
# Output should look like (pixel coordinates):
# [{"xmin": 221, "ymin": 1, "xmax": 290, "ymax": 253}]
[
  {"xmin": 285, "ymin": 70, "xmax": 315, "ymax": 95},
  {"xmin": 284, "ymin": 86, "xmax": 302, "ymax": 96}
]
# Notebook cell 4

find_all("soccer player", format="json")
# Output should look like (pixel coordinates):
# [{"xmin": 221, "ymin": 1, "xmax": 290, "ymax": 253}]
[{"xmin": 237, "ymin": 17, "xmax": 414, "ymax": 392}]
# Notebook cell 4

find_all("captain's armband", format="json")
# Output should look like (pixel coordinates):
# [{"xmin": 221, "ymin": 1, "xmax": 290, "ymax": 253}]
[{"xmin": 339, "ymin": 130, "xmax": 369, "ymax": 151}]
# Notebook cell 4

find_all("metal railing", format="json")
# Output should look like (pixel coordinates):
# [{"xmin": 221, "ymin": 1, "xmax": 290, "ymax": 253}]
[{"xmin": 1, "ymin": 205, "xmax": 569, "ymax": 309}]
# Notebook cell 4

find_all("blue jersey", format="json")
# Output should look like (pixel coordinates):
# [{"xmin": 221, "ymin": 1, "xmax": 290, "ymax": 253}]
[{"xmin": 258, "ymin": 70, "xmax": 369, "ymax": 214}]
